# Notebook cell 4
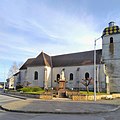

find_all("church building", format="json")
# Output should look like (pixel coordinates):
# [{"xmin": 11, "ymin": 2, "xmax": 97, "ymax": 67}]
[{"xmin": 12, "ymin": 22, "xmax": 120, "ymax": 93}]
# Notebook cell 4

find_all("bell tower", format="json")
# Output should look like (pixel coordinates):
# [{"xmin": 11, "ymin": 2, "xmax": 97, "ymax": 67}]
[{"xmin": 102, "ymin": 22, "xmax": 120, "ymax": 93}]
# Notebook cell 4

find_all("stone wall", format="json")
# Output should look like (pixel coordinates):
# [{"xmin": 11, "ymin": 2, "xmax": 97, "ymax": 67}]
[{"xmin": 72, "ymin": 95, "xmax": 113, "ymax": 101}]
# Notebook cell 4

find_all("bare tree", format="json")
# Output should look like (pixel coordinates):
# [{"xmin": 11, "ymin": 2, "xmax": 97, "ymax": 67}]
[
  {"xmin": 8, "ymin": 62, "xmax": 19, "ymax": 78},
  {"xmin": 81, "ymin": 77, "xmax": 93, "ymax": 94},
  {"xmin": 18, "ymin": 62, "xmax": 23, "ymax": 68}
]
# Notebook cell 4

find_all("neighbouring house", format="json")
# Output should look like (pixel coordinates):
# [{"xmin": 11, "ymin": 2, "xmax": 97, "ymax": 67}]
[
  {"xmin": 7, "ymin": 22, "xmax": 120, "ymax": 93},
  {"xmin": 6, "ymin": 72, "xmax": 19, "ymax": 89},
  {"xmin": 6, "ymin": 76, "xmax": 15, "ymax": 89}
]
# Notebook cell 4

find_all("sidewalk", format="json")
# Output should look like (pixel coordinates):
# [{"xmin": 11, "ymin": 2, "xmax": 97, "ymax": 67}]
[{"xmin": 1, "ymin": 98, "xmax": 120, "ymax": 114}]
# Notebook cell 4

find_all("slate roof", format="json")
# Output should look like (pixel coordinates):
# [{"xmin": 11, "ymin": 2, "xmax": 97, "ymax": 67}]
[
  {"xmin": 20, "ymin": 49, "xmax": 102, "ymax": 69},
  {"xmin": 13, "ymin": 72, "xmax": 20, "ymax": 76},
  {"xmin": 28, "ymin": 52, "xmax": 52, "ymax": 67},
  {"xmin": 52, "ymin": 49, "xmax": 102, "ymax": 67},
  {"xmin": 19, "ymin": 58, "xmax": 34, "ymax": 70}
]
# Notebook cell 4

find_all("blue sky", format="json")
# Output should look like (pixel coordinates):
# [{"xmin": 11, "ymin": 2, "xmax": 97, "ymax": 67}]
[{"xmin": 0, "ymin": 0, "xmax": 120, "ymax": 81}]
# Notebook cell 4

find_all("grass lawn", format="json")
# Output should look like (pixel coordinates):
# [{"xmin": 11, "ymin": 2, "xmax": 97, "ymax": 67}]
[{"xmin": 24, "ymin": 90, "xmax": 45, "ymax": 95}]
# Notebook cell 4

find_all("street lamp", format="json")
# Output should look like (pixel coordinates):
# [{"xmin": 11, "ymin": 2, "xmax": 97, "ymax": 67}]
[
  {"xmin": 3, "ymin": 64, "xmax": 6, "ymax": 91},
  {"xmin": 94, "ymin": 37, "xmax": 101, "ymax": 101}
]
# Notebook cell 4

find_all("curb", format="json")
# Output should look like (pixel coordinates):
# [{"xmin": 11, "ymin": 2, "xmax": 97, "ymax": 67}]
[
  {"xmin": 0, "ymin": 105, "xmax": 120, "ymax": 114},
  {"xmin": 1, "ymin": 93, "xmax": 27, "ymax": 100}
]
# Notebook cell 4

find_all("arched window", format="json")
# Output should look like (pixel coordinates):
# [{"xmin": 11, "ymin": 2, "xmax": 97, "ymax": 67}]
[
  {"xmin": 70, "ymin": 73, "xmax": 73, "ymax": 80},
  {"xmin": 110, "ymin": 37, "xmax": 113, "ymax": 43},
  {"xmin": 57, "ymin": 74, "xmax": 60, "ymax": 82},
  {"xmin": 34, "ymin": 71, "xmax": 38, "ymax": 80},
  {"xmin": 109, "ymin": 37, "xmax": 114, "ymax": 54},
  {"xmin": 85, "ymin": 72, "xmax": 89, "ymax": 80}
]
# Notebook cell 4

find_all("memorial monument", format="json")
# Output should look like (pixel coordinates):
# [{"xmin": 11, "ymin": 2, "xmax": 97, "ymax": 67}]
[{"xmin": 58, "ymin": 69, "xmax": 66, "ymax": 97}]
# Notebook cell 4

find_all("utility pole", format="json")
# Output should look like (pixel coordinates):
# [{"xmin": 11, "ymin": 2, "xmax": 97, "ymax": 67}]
[
  {"xmin": 94, "ymin": 37, "xmax": 101, "ymax": 101},
  {"xmin": 3, "ymin": 64, "xmax": 6, "ymax": 92}
]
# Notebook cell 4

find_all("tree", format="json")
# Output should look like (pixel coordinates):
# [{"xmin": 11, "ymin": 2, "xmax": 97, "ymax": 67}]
[
  {"xmin": 81, "ymin": 77, "xmax": 93, "ymax": 94},
  {"xmin": 8, "ymin": 62, "xmax": 19, "ymax": 78}
]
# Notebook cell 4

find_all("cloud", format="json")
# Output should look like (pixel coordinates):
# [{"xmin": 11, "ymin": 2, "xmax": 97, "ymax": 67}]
[
  {"xmin": 0, "ymin": 0, "xmax": 102, "ymax": 65},
  {"xmin": 0, "ymin": 0, "xmax": 113, "ymax": 81}
]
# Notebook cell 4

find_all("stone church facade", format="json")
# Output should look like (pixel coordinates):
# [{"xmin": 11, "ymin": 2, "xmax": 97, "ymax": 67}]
[
  {"xmin": 18, "ymin": 50, "xmax": 105, "ymax": 92},
  {"xmin": 11, "ymin": 22, "xmax": 120, "ymax": 93}
]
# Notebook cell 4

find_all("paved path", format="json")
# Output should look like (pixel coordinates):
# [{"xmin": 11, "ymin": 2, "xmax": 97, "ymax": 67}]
[{"xmin": 1, "ymin": 98, "xmax": 120, "ymax": 114}]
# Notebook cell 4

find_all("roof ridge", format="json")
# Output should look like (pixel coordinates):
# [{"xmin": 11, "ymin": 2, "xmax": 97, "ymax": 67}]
[
  {"xmin": 52, "ymin": 49, "xmax": 102, "ymax": 57},
  {"xmin": 42, "ymin": 52, "xmax": 51, "ymax": 66}
]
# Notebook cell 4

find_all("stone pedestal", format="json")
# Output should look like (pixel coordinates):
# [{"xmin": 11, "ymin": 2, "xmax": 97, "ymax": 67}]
[
  {"xmin": 58, "ymin": 80, "xmax": 66, "ymax": 98},
  {"xmin": 59, "ymin": 80, "xmax": 65, "ymax": 90}
]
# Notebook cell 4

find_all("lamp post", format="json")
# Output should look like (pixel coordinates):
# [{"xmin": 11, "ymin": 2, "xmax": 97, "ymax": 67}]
[
  {"xmin": 3, "ymin": 64, "xmax": 6, "ymax": 92},
  {"xmin": 94, "ymin": 37, "xmax": 101, "ymax": 101}
]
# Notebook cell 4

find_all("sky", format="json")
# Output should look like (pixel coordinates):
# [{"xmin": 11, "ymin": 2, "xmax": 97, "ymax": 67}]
[{"xmin": 0, "ymin": 0, "xmax": 120, "ymax": 82}]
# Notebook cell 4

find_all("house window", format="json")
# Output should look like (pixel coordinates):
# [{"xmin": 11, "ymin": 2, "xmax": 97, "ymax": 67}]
[
  {"xmin": 110, "ymin": 37, "xmax": 113, "ymax": 43},
  {"xmin": 34, "ymin": 71, "xmax": 38, "ymax": 80},
  {"xmin": 70, "ymin": 73, "xmax": 73, "ymax": 80},
  {"xmin": 85, "ymin": 72, "xmax": 89, "ymax": 80},
  {"xmin": 57, "ymin": 74, "xmax": 60, "ymax": 82}
]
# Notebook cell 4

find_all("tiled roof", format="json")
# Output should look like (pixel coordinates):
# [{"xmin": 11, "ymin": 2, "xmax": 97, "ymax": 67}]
[
  {"xmin": 19, "ymin": 58, "xmax": 34, "ymax": 70},
  {"xmin": 28, "ymin": 52, "xmax": 52, "ymax": 67},
  {"xmin": 20, "ymin": 50, "xmax": 102, "ymax": 69},
  {"xmin": 52, "ymin": 49, "xmax": 102, "ymax": 67},
  {"xmin": 102, "ymin": 26, "xmax": 120, "ymax": 36}
]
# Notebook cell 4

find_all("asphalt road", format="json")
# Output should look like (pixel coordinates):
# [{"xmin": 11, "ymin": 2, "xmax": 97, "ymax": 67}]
[
  {"xmin": 0, "ymin": 110, "xmax": 120, "ymax": 120},
  {"xmin": 0, "ymin": 94, "xmax": 120, "ymax": 120},
  {"xmin": 0, "ymin": 94, "xmax": 20, "ymax": 105}
]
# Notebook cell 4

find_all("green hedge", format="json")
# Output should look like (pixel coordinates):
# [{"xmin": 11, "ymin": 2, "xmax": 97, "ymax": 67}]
[{"xmin": 20, "ymin": 87, "xmax": 43, "ymax": 92}]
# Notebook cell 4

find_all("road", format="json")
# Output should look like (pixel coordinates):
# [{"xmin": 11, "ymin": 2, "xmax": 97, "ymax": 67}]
[
  {"xmin": 0, "ymin": 110, "xmax": 120, "ymax": 120},
  {"xmin": 0, "ymin": 94, "xmax": 120, "ymax": 120},
  {"xmin": 0, "ymin": 94, "xmax": 20, "ymax": 105}
]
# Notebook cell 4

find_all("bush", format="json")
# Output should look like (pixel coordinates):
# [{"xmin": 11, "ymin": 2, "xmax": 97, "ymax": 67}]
[
  {"xmin": 21, "ymin": 87, "xmax": 32, "ymax": 92},
  {"xmin": 20, "ymin": 87, "xmax": 43, "ymax": 92},
  {"xmin": 16, "ymin": 85, "xmax": 23, "ymax": 90},
  {"xmin": 32, "ymin": 87, "xmax": 43, "ymax": 92}
]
